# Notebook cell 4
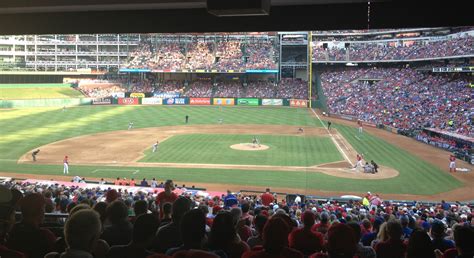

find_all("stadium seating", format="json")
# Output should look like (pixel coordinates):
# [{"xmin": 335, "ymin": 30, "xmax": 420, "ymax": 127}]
[
  {"xmin": 0, "ymin": 181, "xmax": 472, "ymax": 258},
  {"xmin": 320, "ymin": 67, "xmax": 472, "ymax": 137}
]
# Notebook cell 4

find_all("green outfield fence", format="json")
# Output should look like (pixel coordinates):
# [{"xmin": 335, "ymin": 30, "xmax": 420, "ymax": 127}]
[
  {"xmin": 0, "ymin": 98, "xmax": 93, "ymax": 108},
  {"xmin": 0, "ymin": 96, "xmax": 311, "ymax": 108},
  {"xmin": 0, "ymin": 83, "xmax": 72, "ymax": 88}
]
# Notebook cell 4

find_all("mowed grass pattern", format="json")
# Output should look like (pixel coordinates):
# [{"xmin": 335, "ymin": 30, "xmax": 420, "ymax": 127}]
[
  {"xmin": 0, "ymin": 87, "xmax": 84, "ymax": 99},
  {"xmin": 140, "ymin": 134, "xmax": 342, "ymax": 166},
  {"xmin": 0, "ymin": 105, "xmax": 463, "ymax": 195}
]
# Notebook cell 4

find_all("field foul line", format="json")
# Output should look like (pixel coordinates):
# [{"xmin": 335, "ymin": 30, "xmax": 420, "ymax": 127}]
[
  {"xmin": 310, "ymin": 109, "xmax": 354, "ymax": 166},
  {"xmin": 91, "ymin": 168, "xmax": 139, "ymax": 174}
]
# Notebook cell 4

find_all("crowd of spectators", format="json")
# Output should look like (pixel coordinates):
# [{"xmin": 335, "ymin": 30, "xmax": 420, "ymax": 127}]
[
  {"xmin": 183, "ymin": 81, "xmax": 214, "ymax": 98},
  {"xmin": 321, "ymin": 67, "xmax": 473, "ymax": 137},
  {"xmin": 124, "ymin": 39, "xmax": 278, "ymax": 71},
  {"xmin": 213, "ymin": 81, "xmax": 245, "ymax": 98},
  {"xmin": 185, "ymin": 42, "xmax": 216, "ymax": 70},
  {"xmin": 215, "ymin": 40, "xmax": 244, "ymax": 70},
  {"xmin": 245, "ymin": 81, "xmax": 276, "ymax": 98},
  {"xmin": 1, "ymin": 180, "xmax": 473, "ymax": 258},
  {"xmin": 276, "ymin": 78, "xmax": 308, "ymax": 99},
  {"xmin": 245, "ymin": 41, "xmax": 278, "ymax": 70},
  {"xmin": 312, "ymin": 34, "xmax": 474, "ymax": 62},
  {"xmin": 76, "ymin": 79, "xmax": 128, "ymax": 98}
]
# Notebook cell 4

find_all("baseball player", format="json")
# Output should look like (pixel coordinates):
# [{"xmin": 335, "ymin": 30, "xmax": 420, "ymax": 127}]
[
  {"xmin": 357, "ymin": 120, "xmax": 363, "ymax": 134},
  {"xmin": 252, "ymin": 137, "xmax": 261, "ymax": 148},
  {"xmin": 298, "ymin": 127, "xmax": 304, "ymax": 133},
  {"xmin": 32, "ymin": 149, "xmax": 40, "ymax": 162},
  {"xmin": 449, "ymin": 154, "xmax": 456, "ymax": 173},
  {"xmin": 185, "ymin": 115, "xmax": 189, "ymax": 124},
  {"xmin": 218, "ymin": 118, "xmax": 223, "ymax": 124},
  {"xmin": 327, "ymin": 121, "xmax": 332, "ymax": 131},
  {"xmin": 128, "ymin": 121, "xmax": 134, "ymax": 130},
  {"xmin": 354, "ymin": 153, "xmax": 364, "ymax": 171},
  {"xmin": 63, "ymin": 155, "xmax": 69, "ymax": 174},
  {"xmin": 152, "ymin": 141, "xmax": 159, "ymax": 153}
]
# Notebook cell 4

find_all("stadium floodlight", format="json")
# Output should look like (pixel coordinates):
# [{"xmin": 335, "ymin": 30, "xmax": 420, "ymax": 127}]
[{"xmin": 207, "ymin": 0, "xmax": 270, "ymax": 17}]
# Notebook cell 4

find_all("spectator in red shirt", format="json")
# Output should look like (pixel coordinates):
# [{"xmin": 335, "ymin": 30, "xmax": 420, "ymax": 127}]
[
  {"xmin": 374, "ymin": 220, "xmax": 407, "ymax": 258},
  {"xmin": 261, "ymin": 188, "xmax": 274, "ymax": 207},
  {"xmin": 289, "ymin": 210, "xmax": 324, "ymax": 255},
  {"xmin": 6, "ymin": 193, "xmax": 56, "ymax": 258},
  {"xmin": 156, "ymin": 180, "xmax": 178, "ymax": 219},
  {"xmin": 311, "ymin": 212, "xmax": 330, "ymax": 235}
]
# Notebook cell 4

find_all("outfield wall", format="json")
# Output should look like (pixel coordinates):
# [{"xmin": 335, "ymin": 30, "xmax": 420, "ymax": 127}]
[
  {"xmin": 0, "ymin": 96, "xmax": 309, "ymax": 108},
  {"xmin": 0, "ymin": 83, "xmax": 72, "ymax": 88},
  {"xmin": 0, "ymin": 98, "xmax": 92, "ymax": 108}
]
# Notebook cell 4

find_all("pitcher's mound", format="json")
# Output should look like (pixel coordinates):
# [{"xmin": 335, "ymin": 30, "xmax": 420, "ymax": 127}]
[{"xmin": 230, "ymin": 143, "xmax": 270, "ymax": 151}]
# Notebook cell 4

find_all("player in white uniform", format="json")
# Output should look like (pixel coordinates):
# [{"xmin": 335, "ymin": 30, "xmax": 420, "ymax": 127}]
[
  {"xmin": 63, "ymin": 155, "xmax": 69, "ymax": 174},
  {"xmin": 152, "ymin": 141, "xmax": 159, "ymax": 153},
  {"xmin": 252, "ymin": 137, "xmax": 261, "ymax": 148},
  {"xmin": 128, "ymin": 121, "xmax": 134, "ymax": 130}
]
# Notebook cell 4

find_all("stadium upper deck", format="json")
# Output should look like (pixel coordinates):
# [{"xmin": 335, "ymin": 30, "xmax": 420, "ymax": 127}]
[
  {"xmin": 312, "ymin": 27, "xmax": 474, "ymax": 63},
  {"xmin": 0, "ymin": 28, "xmax": 472, "ymax": 74}
]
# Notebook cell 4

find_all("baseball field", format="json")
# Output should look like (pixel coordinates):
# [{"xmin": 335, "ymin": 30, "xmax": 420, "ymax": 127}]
[{"xmin": 0, "ymin": 105, "xmax": 472, "ymax": 200}]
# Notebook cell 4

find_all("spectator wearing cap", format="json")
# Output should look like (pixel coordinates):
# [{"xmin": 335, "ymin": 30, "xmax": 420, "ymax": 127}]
[
  {"xmin": 260, "ymin": 189, "xmax": 274, "ymax": 207},
  {"xmin": 430, "ymin": 219, "xmax": 455, "ymax": 252},
  {"xmin": 289, "ymin": 210, "xmax": 324, "ymax": 255},
  {"xmin": 106, "ymin": 214, "xmax": 159, "ymax": 258},
  {"xmin": 101, "ymin": 200, "xmax": 133, "ymax": 246},
  {"xmin": 45, "ymin": 209, "xmax": 102, "ymax": 258},
  {"xmin": 224, "ymin": 190, "xmax": 238, "ymax": 209},
  {"xmin": 242, "ymin": 216, "xmax": 303, "ymax": 258},
  {"xmin": 247, "ymin": 215, "xmax": 268, "ymax": 249},
  {"xmin": 0, "ymin": 186, "xmax": 25, "ymax": 258},
  {"xmin": 406, "ymin": 229, "xmax": 435, "ymax": 258},
  {"xmin": 209, "ymin": 211, "xmax": 250, "ymax": 258},
  {"xmin": 6, "ymin": 193, "xmax": 56, "ymax": 258},
  {"xmin": 374, "ymin": 220, "xmax": 407, "ymax": 258},
  {"xmin": 347, "ymin": 222, "xmax": 376, "ymax": 258},
  {"xmin": 153, "ymin": 196, "xmax": 191, "ymax": 253},
  {"xmin": 310, "ymin": 223, "xmax": 358, "ymax": 258},
  {"xmin": 156, "ymin": 180, "xmax": 178, "ymax": 219}
]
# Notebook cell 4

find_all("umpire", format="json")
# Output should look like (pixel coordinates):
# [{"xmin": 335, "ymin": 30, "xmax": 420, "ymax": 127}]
[{"xmin": 32, "ymin": 149, "xmax": 40, "ymax": 162}]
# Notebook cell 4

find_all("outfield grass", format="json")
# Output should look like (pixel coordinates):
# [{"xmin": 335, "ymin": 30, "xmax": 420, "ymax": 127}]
[
  {"xmin": 0, "ymin": 87, "xmax": 84, "ymax": 99},
  {"xmin": 0, "ymin": 105, "xmax": 463, "ymax": 195},
  {"xmin": 140, "ymin": 134, "xmax": 342, "ymax": 166}
]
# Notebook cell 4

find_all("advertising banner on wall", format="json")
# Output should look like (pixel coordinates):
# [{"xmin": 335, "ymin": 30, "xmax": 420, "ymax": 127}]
[
  {"xmin": 91, "ymin": 98, "xmax": 112, "ymax": 105},
  {"xmin": 112, "ymin": 92, "xmax": 125, "ymax": 98},
  {"xmin": 262, "ymin": 99, "xmax": 283, "ymax": 106},
  {"xmin": 289, "ymin": 99, "xmax": 308, "ymax": 107},
  {"xmin": 118, "ymin": 98, "xmax": 139, "ymax": 105},
  {"xmin": 165, "ymin": 98, "xmax": 186, "ymax": 105},
  {"xmin": 237, "ymin": 98, "xmax": 259, "ymax": 106},
  {"xmin": 190, "ymin": 98, "xmax": 211, "ymax": 105},
  {"xmin": 141, "ymin": 98, "xmax": 163, "ymax": 105},
  {"xmin": 130, "ymin": 93, "xmax": 145, "ymax": 98},
  {"xmin": 213, "ymin": 98, "xmax": 235, "ymax": 106}
]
